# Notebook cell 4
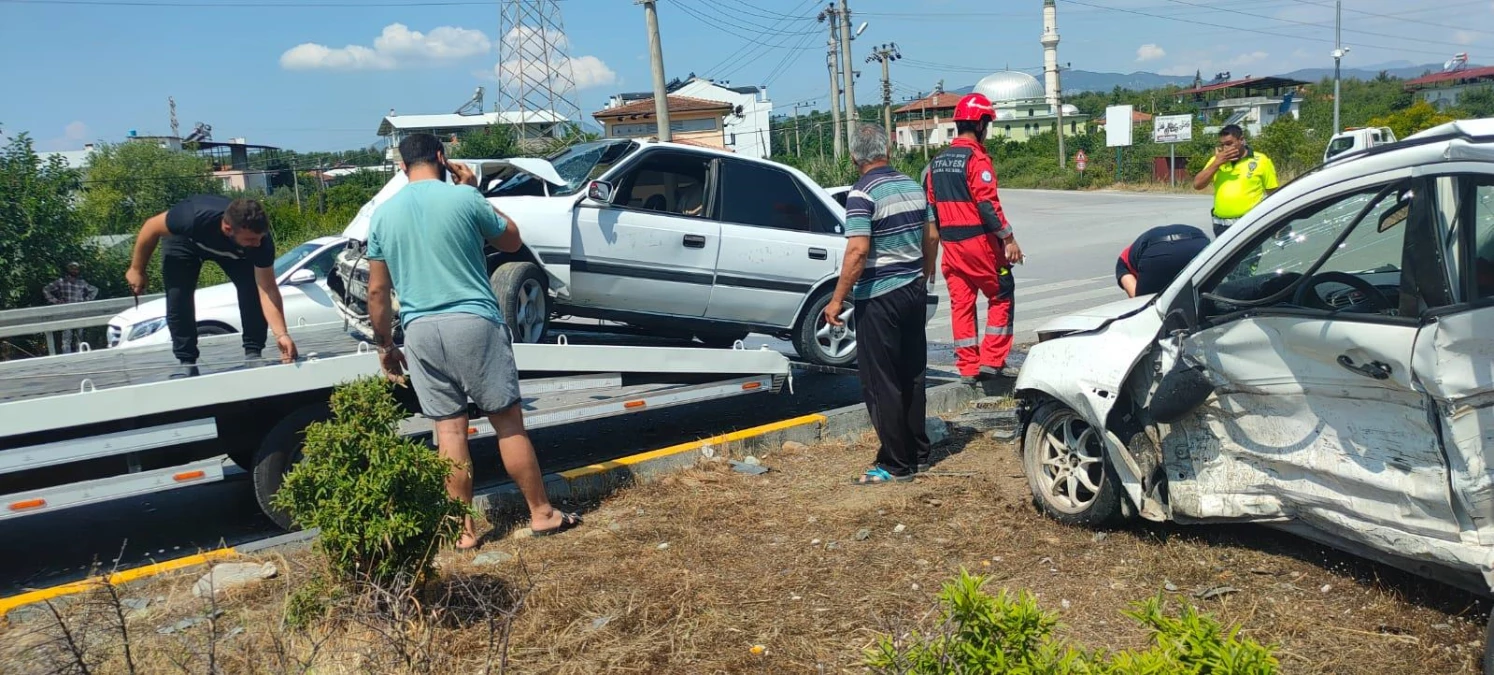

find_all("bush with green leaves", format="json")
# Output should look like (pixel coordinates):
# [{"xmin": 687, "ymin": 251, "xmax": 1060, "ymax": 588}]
[
  {"xmin": 865, "ymin": 569, "xmax": 1279, "ymax": 674},
  {"xmin": 273, "ymin": 377, "xmax": 469, "ymax": 587}
]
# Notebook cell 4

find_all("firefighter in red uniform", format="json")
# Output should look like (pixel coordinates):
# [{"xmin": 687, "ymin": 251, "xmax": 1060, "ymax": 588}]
[{"xmin": 925, "ymin": 93, "xmax": 1025, "ymax": 385}]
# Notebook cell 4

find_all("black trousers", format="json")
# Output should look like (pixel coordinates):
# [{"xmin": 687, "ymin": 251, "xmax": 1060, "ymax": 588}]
[
  {"xmin": 162, "ymin": 236, "xmax": 267, "ymax": 363},
  {"xmin": 854, "ymin": 281, "xmax": 931, "ymax": 477}
]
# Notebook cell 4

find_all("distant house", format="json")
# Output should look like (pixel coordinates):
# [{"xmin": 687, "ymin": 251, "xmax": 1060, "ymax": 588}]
[
  {"xmin": 1175, "ymin": 75, "xmax": 1306, "ymax": 137},
  {"xmin": 1404, "ymin": 65, "xmax": 1494, "ymax": 109},
  {"xmin": 892, "ymin": 71, "xmax": 1088, "ymax": 152},
  {"xmin": 45, "ymin": 144, "xmax": 95, "ymax": 170},
  {"xmin": 591, "ymin": 95, "xmax": 735, "ymax": 150},
  {"xmin": 605, "ymin": 77, "xmax": 772, "ymax": 158},
  {"xmin": 123, "ymin": 133, "xmax": 284, "ymax": 193},
  {"xmin": 375, "ymin": 110, "xmax": 568, "ymax": 160}
]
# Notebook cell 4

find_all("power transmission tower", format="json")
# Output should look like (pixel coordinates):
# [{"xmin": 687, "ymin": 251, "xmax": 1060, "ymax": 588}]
[
  {"xmin": 867, "ymin": 44, "xmax": 900, "ymax": 152},
  {"xmin": 819, "ymin": 8, "xmax": 844, "ymax": 159},
  {"xmin": 498, "ymin": 0, "xmax": 582, "ymax": 146}
]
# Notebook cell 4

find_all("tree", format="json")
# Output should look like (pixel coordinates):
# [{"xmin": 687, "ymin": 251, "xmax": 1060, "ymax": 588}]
[
  {"xmin": 447, "ymin": 124, "xmax": 519, "ymax": 159},
  {"xmin": 1456, "ymin": 86, "xmax": 1494, "ymax": 118},
  {"xmin": 0, "ymin": 132, "xmax": 97, "ymax": 311},
  {"xmin": 1368, "ymin": 100, "xmax": 1462, "ymax": 140},
  {"xmin": 77, "ymin": 141, "xmax": 220, "ymax": 235}
]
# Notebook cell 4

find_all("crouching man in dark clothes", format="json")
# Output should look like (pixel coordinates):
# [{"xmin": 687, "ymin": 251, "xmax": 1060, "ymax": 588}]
[
  {"xmin": 1115, "ymin": 224, "xmax": 1211, "ymax": 298},
  {"xmin": 126, "ymin": 196, "xmax": 299, "ymax": 378}
]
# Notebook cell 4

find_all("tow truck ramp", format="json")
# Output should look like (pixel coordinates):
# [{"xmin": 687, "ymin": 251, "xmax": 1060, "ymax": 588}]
[{"xmin": 0, "ymin": 322, "xmax": 794, "ymax": 528}]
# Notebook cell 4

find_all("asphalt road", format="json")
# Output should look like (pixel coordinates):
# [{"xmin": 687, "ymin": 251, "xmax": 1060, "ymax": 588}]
[{"xmin": 0, "ymin": 189, "xmax": 1214, "ymax": 597}]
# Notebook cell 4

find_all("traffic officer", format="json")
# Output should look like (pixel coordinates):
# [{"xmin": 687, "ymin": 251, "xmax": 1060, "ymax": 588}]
[
  {"xmin": 1192, "ymin": 124, "xmax": 1278, "ymax": 237},
  {"xmin": 924, "ymin": 92, "xmax": 1024, "ymax": 385},
  {"xmin": 1115, "ymin": 224, "xmax": 1210, "ymax": 298}
]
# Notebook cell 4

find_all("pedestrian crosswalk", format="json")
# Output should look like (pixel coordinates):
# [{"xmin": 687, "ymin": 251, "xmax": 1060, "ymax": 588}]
[{"xmin": 923, "ymin": 274, "xmax": 1121, "ymax": 347}]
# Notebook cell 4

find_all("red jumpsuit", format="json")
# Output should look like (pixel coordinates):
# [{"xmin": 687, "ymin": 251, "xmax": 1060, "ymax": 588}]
[{"xmin": 925, "ymin": 137, "xmax": 1014, "ymax": 378}]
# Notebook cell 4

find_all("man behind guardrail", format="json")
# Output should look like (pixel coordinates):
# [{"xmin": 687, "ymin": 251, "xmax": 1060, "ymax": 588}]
[
  {"xmin": 365, "ymin": 132, "xmax": 583, "ymax": 549},
  {"xmin": 42, "ymin": 261, "xmax": 98, "ymax": 353}
]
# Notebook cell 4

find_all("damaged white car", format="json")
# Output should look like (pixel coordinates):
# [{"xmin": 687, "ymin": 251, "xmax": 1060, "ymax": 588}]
[
  {"xmin": 328, "ymin": 139, "xmax": 935, "ymax": 366},
  {"xmin": 1015, "ymin": 119, "xmax": 1494, "ymax": 618}
]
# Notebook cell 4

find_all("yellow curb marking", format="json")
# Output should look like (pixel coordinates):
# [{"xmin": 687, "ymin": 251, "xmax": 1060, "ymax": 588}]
[
  {"xmin": 0, "ymin": 548, "xmax": 238, "ymax": 619},
  {"xmin": 558, "ymin": 413, "xmax": 827, "ymax": 479}
]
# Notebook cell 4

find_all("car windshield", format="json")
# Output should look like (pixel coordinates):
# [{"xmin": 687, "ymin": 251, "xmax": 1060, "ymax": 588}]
[
  {"xmin": 273, "ymin": 243, "xmax": 323, "ymax": 278},
  {"xmin": 1325, "ymin": 136, "xmax": 1355, "ymax": 159},
  {"xmin": 488, "ymin": 140, "xmax": 638, "ymax": 197}
]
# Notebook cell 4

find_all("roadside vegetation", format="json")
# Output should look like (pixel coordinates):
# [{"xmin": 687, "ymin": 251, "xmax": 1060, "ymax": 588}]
[{"xmin": 1, "ymin": 411, "xmax": 1483, "ymax": 674}]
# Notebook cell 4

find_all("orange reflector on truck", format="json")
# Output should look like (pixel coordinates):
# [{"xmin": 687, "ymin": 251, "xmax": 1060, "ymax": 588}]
[
  {"xmin": 9, "ymin": 499, "xmax": 46, "ymax": 512},
  {"xmin": 173, "ymin": 470, "xmax": 206, "ymax": 482},
  {"xmin": 742, "ymin": 381, "xmax": 762, "ymax": 390},
  {"xmin": 468, "ymin": 427, "xmax": 478, "ymax": 435},
  {"xmin": 624, "ymin": 400, "xmax": 646, "ymax": 409}
]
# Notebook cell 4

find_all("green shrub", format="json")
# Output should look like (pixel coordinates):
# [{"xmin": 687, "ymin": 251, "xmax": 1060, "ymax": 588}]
[
  {"xmin": 864, "ymin": 569, "xmax": 1279, "ymax": 674},
  {"xmin": 272, "ymin": 377, "xmax": 469, "ymax": 587}
]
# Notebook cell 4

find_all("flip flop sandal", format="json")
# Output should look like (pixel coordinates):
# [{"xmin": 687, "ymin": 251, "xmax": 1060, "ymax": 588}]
[
  {"xmin": 532, "ymin": 512, "xmax": 584, "ymax": 537},
  {"xmin": 852, "ymin": 466, "xmax": 914, "ymax": 486}
]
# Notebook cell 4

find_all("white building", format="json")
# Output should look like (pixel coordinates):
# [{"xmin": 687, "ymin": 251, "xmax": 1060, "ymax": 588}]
[
  {"xmin": 604, "ymin": 77, "xmax": 773, "ymax": 159},
  {"xmin": 1405, "ymin": 65, "xmax": 1494, "ymax": 109}
]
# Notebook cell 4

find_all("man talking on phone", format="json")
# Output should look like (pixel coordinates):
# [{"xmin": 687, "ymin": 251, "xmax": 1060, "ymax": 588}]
[{"xmin": 1193, "ymin": 124, "xmax": 1278, "ymax": 238}]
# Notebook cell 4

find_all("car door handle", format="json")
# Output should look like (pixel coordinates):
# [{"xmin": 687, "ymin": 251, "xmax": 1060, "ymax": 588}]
[
  {"xmin": 683, "ymin": 234, "xmax": 706, "ymax": 249},
  {"xmin": 808, "ymin": 247, "xmax": 828, "ymax": 260},
  {"xmin": 1337, "ymin": 355, "xmax": 1391, "ymax": 380}
]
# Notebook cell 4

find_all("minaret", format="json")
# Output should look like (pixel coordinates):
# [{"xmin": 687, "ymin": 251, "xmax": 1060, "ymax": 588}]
[{"xmin": 1041, "ymin": 0, "xmax": 1060, "ymax": 110}]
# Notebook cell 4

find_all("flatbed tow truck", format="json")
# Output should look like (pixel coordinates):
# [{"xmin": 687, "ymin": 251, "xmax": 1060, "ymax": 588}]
[{"xmin": 0, "ymin": 321, "xmax": 795, "ymax": 530}]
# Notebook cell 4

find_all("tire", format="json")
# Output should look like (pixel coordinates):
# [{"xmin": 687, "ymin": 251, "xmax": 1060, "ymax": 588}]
[
  {"xmin": 252, "ymin": 401, "xmax": 331, "ymax": 532},
  {"xmin": 696, "ymin": 330, "xmax": 749, "ymax": 349},
  {"xmin": 1020, "ymin": 400, "xmax": 1124, "ymax": 527},
  {"xmin": 490, "ymin": 262, "xmax": 550, "ymax": 345},
  {"xmin": 793, "ymin": 289, "xmax": 858, "ymax": 367}
]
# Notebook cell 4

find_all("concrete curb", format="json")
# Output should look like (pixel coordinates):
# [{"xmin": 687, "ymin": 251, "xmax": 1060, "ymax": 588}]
[{"xmin": 1, "ymin": 380, "xmax": 997, "ymax": 619}]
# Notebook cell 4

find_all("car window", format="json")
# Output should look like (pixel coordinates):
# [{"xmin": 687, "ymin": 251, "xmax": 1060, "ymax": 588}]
[
  {"xmin": 718, "ymin": 159, "xmax": 814, "ymax": 232},
  {"xmin": 612, "ymin": 152, "xmax": 712, "ymax": 218},
  {"xmin": 301, "ymin": 246, "xmax": 340, "ymax": 280},
  {"xmin": 1445, "ymin": 175, "xmax": 1494, "ymax": 301},
  {"xmin": 1202, "ymin": 182, "xmax": 1413, "ymax": 319},
  {"xmin": 272, "ymin": 243, "xmax": 322, "ymax": 278},
  {"xmin": 1325, "ymin": 136, "xmax": 1355, "ymax": 159}
]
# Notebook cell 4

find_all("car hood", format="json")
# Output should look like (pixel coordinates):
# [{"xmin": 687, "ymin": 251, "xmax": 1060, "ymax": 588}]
[
  {"xmin": 111, "ymin": 282, "xmax": 242, "ymax": 327},
  {"xmin": 1033, "ymin": 294, "xmax": 1156, "ymax": 339},
  {"xmin": 340, "ymin": 158, "xmax": 569, "ymax": 242}
]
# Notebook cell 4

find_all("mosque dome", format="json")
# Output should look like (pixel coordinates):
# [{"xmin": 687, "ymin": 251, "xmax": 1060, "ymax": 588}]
[
  {"xmin": 973, "ymin": 71, "xmax": 1046, "ymax": 104},
  {"xmin": 1061, "ymin": 103, "xmax": 1079, "ymax": 115}
]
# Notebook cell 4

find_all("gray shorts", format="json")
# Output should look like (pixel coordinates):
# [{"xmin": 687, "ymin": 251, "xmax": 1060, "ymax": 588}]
[{"xmin": 403, "ymin": 313, "xmax": 520, "ymax": 420}]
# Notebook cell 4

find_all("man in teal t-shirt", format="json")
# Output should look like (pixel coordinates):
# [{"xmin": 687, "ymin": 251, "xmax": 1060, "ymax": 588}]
[{"xmin": 366, "ymin": 132, "xmax": 583, "ymax": 548}]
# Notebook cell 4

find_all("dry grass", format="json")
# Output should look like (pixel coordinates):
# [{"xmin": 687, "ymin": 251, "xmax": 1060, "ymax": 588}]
[{"xmin": 2, "ymin": 429, "xmax": 1487, "ymax": 674}]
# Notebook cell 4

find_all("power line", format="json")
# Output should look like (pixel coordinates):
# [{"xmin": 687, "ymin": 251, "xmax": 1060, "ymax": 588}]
[
  {"xmin": 694, "ymin": 0, "xmax": 820, "ymax": 79},
  {"xmin": 2, "ymin": 0, "xmax": 508, "ymax": 6},
  {"xmin": 669, "ymin": 0, "xmax": 820, "ymax": 38},
  {"xmin": 1291, "ymin": 0, "xmax": 1494, "ymax": 39},
  {"xmin": 1161, "ymin": 0, "xmax": 1487, "ymax": 49}
]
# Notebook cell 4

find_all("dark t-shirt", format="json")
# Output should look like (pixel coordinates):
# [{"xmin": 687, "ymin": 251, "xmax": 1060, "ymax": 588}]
[
  {"xmin": 1115, "ymin": 224, "xmax": 1209, "ymax": 296},
  {"xmin": 164, "ymin": 194, "xmax": 275, "ymax": 267}
]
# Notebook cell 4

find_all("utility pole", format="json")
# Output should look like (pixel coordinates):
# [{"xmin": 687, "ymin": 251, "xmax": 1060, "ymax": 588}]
[
  {"xmin": 1054, "ymin": 62, "xmax": 1067, "ymax": 169},
  {"xmin": 819, "ymin": 7, "xmax": 844, "ymax": 159},
  {"xmin": 792, "ymin": 100, "xmax": 813, "ymax": 157},
  {"xmin": 641, "ymin": 0, "xmax": 672, "ymax": 141},
  {"xmin": 1331, "ymin": 0, "xmax": 1348, "ymax": 134},
  {"xmin": 868, "ymin": 43, "xmax": 901, "ymax": 151},
  {"xmin": 837, "ymin": 1, "xmax": 860, "ymax": 153}
]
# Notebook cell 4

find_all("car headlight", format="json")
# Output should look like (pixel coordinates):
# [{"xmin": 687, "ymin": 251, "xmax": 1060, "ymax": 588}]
[{"xmin": 127, "ymin": 317, "xmax": 168, "ymax": 341}]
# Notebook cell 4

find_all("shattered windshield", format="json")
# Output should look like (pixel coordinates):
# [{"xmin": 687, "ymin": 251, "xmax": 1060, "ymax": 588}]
[{"xmin": 489, "ymin": 140, "xmax": 638, "ymax": 198}]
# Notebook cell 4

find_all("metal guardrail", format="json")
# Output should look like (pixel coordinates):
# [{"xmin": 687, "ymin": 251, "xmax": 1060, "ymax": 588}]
[{"xmin": 0, "ymin": 294, "xmax": 164, "ymax": 340}]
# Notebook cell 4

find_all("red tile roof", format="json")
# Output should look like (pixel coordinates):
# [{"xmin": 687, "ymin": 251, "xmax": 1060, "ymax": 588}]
[
  {"xmin": 1404, "ymin": 65, "xmax": 1494, "ymax": 89},
  {"xmin": 1175, "ymin": 75, "xmax": 1307, "ymax": 96},
  {"xmin": 895, "ymin": 92, "xmax": 964, "ymax": 115},
  {"xmin": 592, "ymin": 95, "xmax": 733, "ymax": 119},
  {"xmin": 1096, "ymin": 110, "xmax": 1154, "ymax": 126}
]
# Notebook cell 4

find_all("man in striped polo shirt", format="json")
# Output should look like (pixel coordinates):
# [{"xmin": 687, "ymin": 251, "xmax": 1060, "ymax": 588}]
[{"xmin": 826, "ymin": 123, "xmax": 941, "ymax": 484}]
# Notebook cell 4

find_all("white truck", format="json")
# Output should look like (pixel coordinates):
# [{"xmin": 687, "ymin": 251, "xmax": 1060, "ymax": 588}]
[{"xmin": 1323, "ymin": 126, "xmax": 1397, "ymax": 164}]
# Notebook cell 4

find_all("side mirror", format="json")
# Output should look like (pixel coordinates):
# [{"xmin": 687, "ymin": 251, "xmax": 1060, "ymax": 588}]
[
  {"xmin": 287, "ymin": 268, "xmax": 316, "ymax": 285},
  {"xmin": 587, "ymin": 180, "xmax": 616, "ymax": 205}
]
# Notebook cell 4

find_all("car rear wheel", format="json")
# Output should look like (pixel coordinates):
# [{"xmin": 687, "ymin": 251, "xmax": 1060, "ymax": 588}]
[
  {"xmin": 1021, "ymin": 400, "xmax": 1123, "ymax": 526},
  {"xmin": 491, "ymin": 262, "xmax": 549, "ymax": 344},
  {"xmin": 794, "ymin": 290, "xmax": 857, "ymax": 367}
]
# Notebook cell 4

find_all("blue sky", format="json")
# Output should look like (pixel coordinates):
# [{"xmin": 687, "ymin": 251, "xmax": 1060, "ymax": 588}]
[{"xmin": 2, "ymin": 0, "xmax": 1490, "ymax": 153}]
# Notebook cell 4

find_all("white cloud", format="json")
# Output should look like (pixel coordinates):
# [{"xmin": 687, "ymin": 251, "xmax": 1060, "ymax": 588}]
[
  {"xmin": 1455, "ymin": 30, "xmax": 1477, "ymax": 45},
  {"xmin": 492, "ymin": 28, "xmax": 617, "ymax": 91},
  {"xmin": 1159, "ymin": 50, "xmax": 1271, "ymax": 77},
  {"xmin": 1229, "ymin": 51, "xmax": 1269, "ymax": 67},
  {"xmin": 280, "ymin": 23, "xmax": 491, "ymax": 71},
  {"xmin": 1136, "ymin": 44, "xmax": 1165, "ymax": 62},
  {"xmin": 36, "ymin": 121, "xmax": 90, "ymax": 152}
]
